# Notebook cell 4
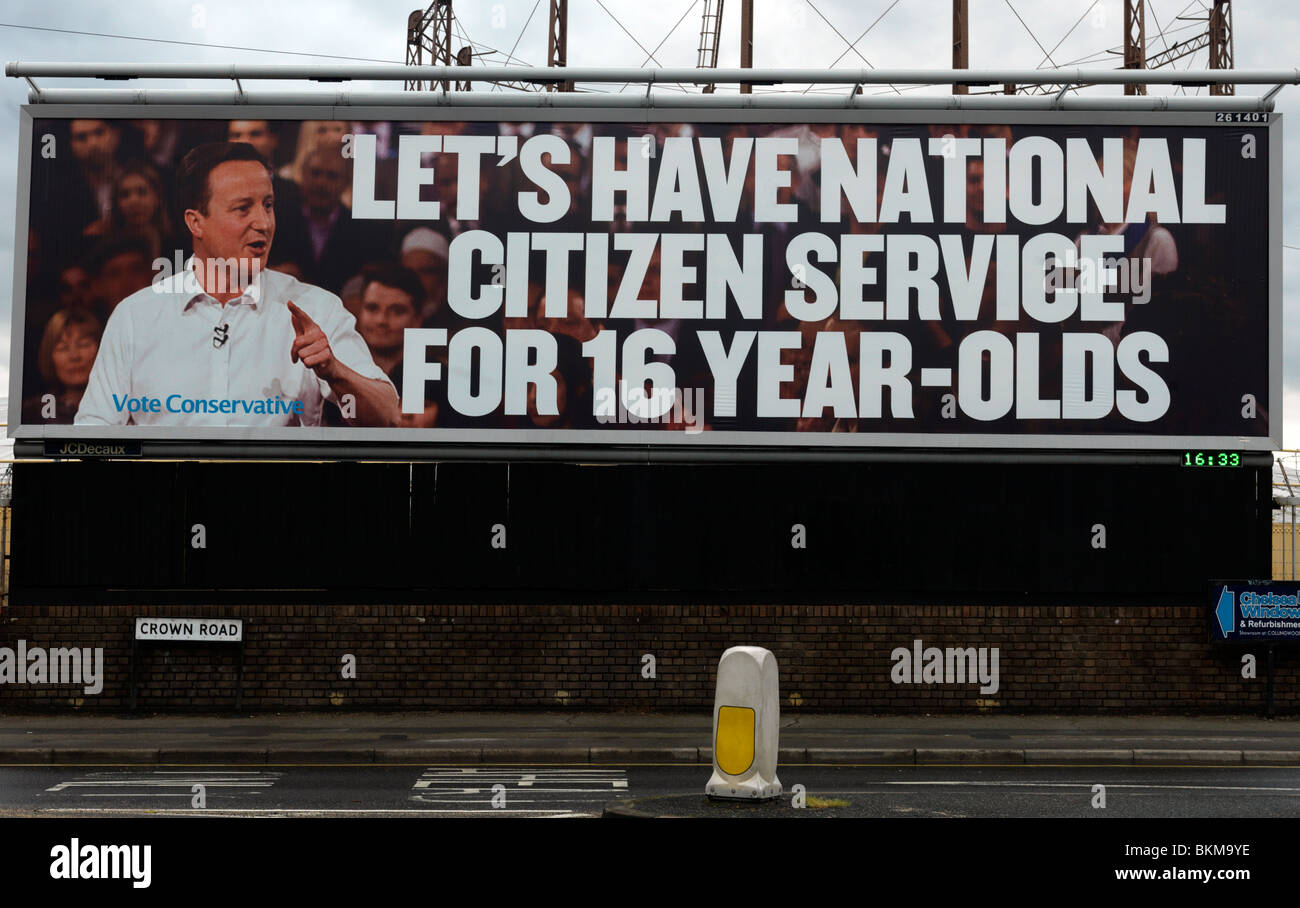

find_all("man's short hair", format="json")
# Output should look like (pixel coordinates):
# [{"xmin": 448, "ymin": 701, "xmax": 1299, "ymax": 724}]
[
  {"xmin": 176, "ymin": 142, "xmax": 271, "ymax": 216},
  {"xmin": 360, "ymin": 263, "xmax": 425, "ymax": 312}
]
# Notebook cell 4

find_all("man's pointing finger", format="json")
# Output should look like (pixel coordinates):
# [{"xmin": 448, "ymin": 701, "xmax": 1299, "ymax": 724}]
[{"xmin": 286, "ymin": 300, "xmax": 312, "ymax": 335}]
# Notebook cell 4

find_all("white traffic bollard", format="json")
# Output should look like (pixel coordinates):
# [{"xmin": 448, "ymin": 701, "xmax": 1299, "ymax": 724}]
[{"xmin": 705, "ymin": 646, "xmax": 782, "ymax": 800}]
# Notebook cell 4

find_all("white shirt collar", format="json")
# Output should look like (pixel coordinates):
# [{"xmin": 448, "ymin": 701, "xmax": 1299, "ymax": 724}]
[{"xmin": 182, "ymin": 255, "xmax": 268, "ymax": 311}]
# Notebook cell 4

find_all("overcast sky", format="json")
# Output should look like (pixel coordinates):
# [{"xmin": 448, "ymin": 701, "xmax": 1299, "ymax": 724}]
[{"xmin": 0, "ymin": 0, "xmax": 1297, "ymax": 465}]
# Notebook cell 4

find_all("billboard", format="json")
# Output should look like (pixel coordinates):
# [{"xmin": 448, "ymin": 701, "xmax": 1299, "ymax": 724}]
[{"xmin": 9, "ymin": 107, "xmax": 1281, "ymax": 456}]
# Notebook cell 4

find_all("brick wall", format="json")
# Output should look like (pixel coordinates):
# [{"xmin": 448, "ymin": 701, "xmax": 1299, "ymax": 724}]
[{"xmin": 0, "ymin": 602, "xmax": 1290, "ymax": 713}]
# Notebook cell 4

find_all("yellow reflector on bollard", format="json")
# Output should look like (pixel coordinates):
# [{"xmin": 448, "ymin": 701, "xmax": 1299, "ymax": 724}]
[{"xmin": 715, "ymin": 705, "xmax": 755, "ymax": 775}]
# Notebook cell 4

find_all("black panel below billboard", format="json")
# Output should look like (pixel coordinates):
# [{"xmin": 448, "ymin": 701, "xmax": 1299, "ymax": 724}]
[{"xmin": 8, "ymin": 460, "xmax": 1270, "ymax": 605}]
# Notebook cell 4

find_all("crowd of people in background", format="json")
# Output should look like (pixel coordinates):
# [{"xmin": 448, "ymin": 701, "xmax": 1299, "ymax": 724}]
[{"xmin": 23, "ymin": 117, "xmax": 1215, "ymax": 432}]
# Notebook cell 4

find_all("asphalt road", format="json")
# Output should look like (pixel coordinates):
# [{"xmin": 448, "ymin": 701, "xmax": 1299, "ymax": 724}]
[{"xmin": 2, "ymin": 763, "xmax": 1299, "ymax": 818}]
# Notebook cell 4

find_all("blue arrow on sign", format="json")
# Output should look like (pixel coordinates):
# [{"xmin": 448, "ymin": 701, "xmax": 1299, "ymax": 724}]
[{"xmin": 1215, "ymin": 586, "xmax": 1235, "ymax": 637}]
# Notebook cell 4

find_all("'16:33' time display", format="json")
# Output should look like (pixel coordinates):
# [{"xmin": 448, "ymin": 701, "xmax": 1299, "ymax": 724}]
[{"xmin": 1183, "ymin": 452, "xmax": 1242, "ymax": 467}]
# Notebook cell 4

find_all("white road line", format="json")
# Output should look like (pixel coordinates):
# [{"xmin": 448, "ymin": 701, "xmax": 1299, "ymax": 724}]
[
  {"xmin": 408, "ymin": 767, "xmax": 631, "ymax": 809},
  {"xmin": 429, "ymin": 769, "xmax": 624, "ymax": 776},
  {"xmin": 46, "ymin": 781, "xmax": 276, "ymax": 791},
  {"xmin": 412, "ymin": 768, "xmax": 630, "ymax": 793},
  {"xmin": 78, "ymin": 792, "xmax": 259, "ymax": 798},
  {"xmin": 876, "ymin": 781, "xmax": 1300, "ymax": 792},
  {"xmin": 415, "ymin": 778, "xmax": 626, "ymax": 783},
  {"xmin": 45, "ymin": 770, "xmax": 284, "ymax": 797},
  {"xmin": 25, "ymin": 808, "xmax": 595, "ymax": 818},
  {"xmin": 413, "ymin": 780, "xmax": 626, "ymax": 790},
  {"xmin": 413, "ymin": 778, "xmax": 624, "ymax": 782},
  {"xmin": 409, "ymin": 797, "xmax": 625, "ymax": 804}
]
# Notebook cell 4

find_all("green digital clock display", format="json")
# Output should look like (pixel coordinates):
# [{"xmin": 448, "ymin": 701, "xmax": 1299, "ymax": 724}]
[{"xmin": 1183, "ymin": 452, "xmax": 1242, "ymax": 467}]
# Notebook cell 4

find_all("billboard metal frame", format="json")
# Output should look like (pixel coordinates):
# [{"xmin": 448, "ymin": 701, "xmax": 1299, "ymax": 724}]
[{"xmin": 6, "ymin": 62, "xmax": 1298, "ymax": 99}]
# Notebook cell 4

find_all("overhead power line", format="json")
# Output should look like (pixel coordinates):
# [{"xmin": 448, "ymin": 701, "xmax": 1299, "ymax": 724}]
[
  {"xmin": 804, "ymin": 0, "xmax": 901, "ymax": 96},
  {"xmin": 1004, "ymin": 0, "xmax": 1061, "ymax": 70},
  {"xmin": 592, "ymin": 0, "xmax": 664, "ymax": 66},
  {"xmin": 505, "ymin": 0, "xmax": 543, "ymax": 67},
  {"xmin": 1034, "ymin": 1, "xmax": 1102, "ymax": 70},
  {"xmin": 825, "ymin": 0, "xmax": 901, "ymax": 69},
  {"xmin": 802, "ymin": 0, "xmax": 900, "ymax": 95},
  {"xmin": 591, "ymin": 0, "xmax": 691, "ymax": 92},
  {"xmin": 637, "ymin": 0, "xmax": 700, "ymax": 67},
  {"xmin": 0, "ymin": 20, "xmax": 403, "ymax": 65},
  {"xmin": 1148, "ymin": 0, "xmax": 1173, "ymax": 57},
  {"xmin": 488, "ymin": 0, "xmax": 543, "ymax": 92},
  {"xmin": 806, "ymin": 0, "xmax": 876, "ymax": 69},
  {"xmin": 620, "ymin": 0, "xmax": 701, "ymax": 92},
  {"xmin": 1054, "ymin": 19, "xmax": 1205, "ymax": 68}
]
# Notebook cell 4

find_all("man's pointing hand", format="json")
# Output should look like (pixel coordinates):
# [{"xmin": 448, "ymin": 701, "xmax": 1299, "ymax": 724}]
[
  {"xmin": 288, "ymin": 300, "xmax": 339, "ymax": 381},
  {"xmin": 287, "ymin": 300, "xmax": 400, "ymax": 428}
]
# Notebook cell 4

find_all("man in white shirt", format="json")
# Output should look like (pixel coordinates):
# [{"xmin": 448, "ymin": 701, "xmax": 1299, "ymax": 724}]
[{"xmin": 76, "ymin": 141, "xmax": 399, "ymax": 428}]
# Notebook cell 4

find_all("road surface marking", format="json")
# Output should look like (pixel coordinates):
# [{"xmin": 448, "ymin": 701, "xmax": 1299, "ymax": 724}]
[
  {"xmin": 410, "ymin": 767, "xmax": 630, "ymax": 810},
  {"xmin": 45, "ymin": 770, "xmax": 283, "ymax": 799}
]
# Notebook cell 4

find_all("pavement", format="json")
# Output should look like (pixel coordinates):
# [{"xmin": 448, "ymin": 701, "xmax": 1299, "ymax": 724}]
[{"xmin": 0, "ymin": 712, "xmax": 1298, "ymax": 765}]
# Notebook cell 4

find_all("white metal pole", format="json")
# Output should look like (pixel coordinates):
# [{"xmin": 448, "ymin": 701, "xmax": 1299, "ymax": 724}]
[
  {"xmin": 7, "ymin": 62, "xmax": 1299, "ymax": 86},
  {"xmin": 12, "ymin": 87, "xmax": 1282, "ymax": 111}
]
